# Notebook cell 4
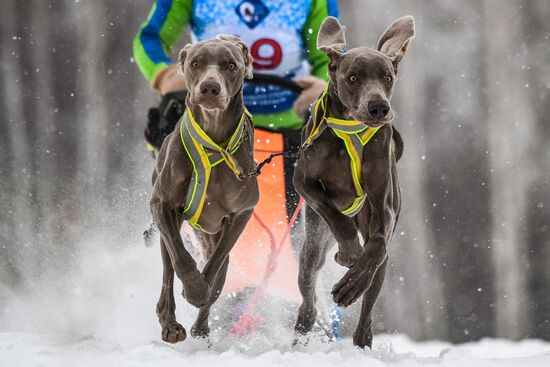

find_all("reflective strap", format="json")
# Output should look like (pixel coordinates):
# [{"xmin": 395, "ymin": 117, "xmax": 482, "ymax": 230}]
[
  {"xmin": 180, "ymin": 118, "xmax": 211, "ymax": 228},
  {"xmin": 303, "ymin": 84, "xmax": 381, "ymax": 217},
  {"xmin": 333, "ymin": 129, "xmax": 366, "ymax": 216},
  {"xmin": 358, "ymin": 127, "xmax": 379, "ymax": 146},
  {"xmin": 186, "ymin": 108, "xmax": 247, "ymax": 178},
  {"xmin": 209, "ymin": 123, "xmax": 245, "ymax": 167},
  {"xmin": 326, "ymin": 116, "xmax": 368, "ymax": 133},
  {"xmin": 341, "ymin": 195, "xmax": 367, "ymax": 217},
  {"xmin": 179, "ymin": 109, "xmax": 249, "ymax": 230},
  {"xmin": 304, "ymin": 97, "xmax": 327, "ymax": 146}
]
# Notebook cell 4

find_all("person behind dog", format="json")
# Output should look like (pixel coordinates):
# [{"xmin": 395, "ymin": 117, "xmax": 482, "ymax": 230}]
[{"xmin": 134, "ymin": 0, "xmax": 338, "ymax": 296}]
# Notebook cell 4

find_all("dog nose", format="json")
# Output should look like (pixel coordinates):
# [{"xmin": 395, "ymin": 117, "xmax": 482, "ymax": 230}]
[
  {"xmin": 368, "ymin": 100, "xmax": 390, "ymax": 119},
  {"xmin": 200, "ymin": 82, "xmax": 221, "ymax": 96}
]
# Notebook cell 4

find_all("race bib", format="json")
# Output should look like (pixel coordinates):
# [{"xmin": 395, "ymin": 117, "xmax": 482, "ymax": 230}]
[{"xmin": 191, "ymin": 0, "xmax": 311, "ymax": 114}]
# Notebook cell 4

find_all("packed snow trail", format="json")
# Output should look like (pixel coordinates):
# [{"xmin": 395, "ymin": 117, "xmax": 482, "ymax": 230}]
[
  {"xmin": 1, "ymin": 332, "xmax": 550, "ymax": 367},
  {"xmin": 2, "ymin": 236, "xmax": 549, "ymax": 367}
]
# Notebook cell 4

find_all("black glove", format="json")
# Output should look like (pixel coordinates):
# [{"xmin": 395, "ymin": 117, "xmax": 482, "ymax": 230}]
[{"xmin": 144, "ymin": 91, "xmax": 187, "ymax": 151}]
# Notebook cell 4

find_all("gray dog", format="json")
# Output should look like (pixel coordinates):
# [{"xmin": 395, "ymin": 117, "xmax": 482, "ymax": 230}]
[
  {"xmin": 150, "ymin": 35, "xmax": 258, "ymax": 343},
  {"xmin": 292, "ymin": 16, "xmax": 415, "ymax": 348}
]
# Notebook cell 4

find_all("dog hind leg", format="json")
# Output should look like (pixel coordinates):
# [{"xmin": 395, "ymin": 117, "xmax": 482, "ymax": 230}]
[
  {"xmin": 188, "ymin": 210, "xmax": 253, "ymax": 338},
  {"xmin": 295, "ymin": 205, "xmax": 333, "ymax": 335},
  {"xmin": 191, "ymin": 257, "xmax": 229, "ymax": 338}
]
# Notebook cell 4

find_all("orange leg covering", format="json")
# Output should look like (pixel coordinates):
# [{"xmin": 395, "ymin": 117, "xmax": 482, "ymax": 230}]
[{"xmin": 224, "ymin": 129, "xmax": 300, "ymax": 301}]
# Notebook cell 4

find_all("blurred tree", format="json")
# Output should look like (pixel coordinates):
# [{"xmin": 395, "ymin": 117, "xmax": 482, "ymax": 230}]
[{"xmin": 1, "ymin": 0, "xmax": 549, "ymax": 342}]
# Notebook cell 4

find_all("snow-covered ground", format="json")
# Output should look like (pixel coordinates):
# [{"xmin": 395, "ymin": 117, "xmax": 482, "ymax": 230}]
[
  {"xmin": 2, "ymin": 236, "xmax": 550, "ymax": 367},
  {"xmin": 1, "ymin": 332, "xmax": 550, "ymax": 367}
]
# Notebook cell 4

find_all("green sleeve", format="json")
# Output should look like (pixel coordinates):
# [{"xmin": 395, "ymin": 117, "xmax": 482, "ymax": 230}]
[
  {"xmin": 133, "ymin": 0, "xmax": 193, "ymax": 83},
  {"xmin": 302, "ymin": 0, "xmax": 334, "ymax": 81}
]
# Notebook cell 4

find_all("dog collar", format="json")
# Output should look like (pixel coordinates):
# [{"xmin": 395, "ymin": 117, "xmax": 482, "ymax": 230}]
[
  {"xmin": 179, "ymin": 107, "xmax": 252, "ymax": 230},
  {"xmin": 303, "ymin": 85, "xmax": 380, "ymax": 217}
]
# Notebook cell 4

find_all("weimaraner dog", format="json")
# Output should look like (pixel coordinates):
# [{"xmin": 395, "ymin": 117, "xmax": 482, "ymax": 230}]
[
  {"xmin": 293, "ymin": 16, "xmax": 415, "ymax": 348},
  {"xmin": 150, "ymin": 35, "xmax": 258, "ymax": 343}
]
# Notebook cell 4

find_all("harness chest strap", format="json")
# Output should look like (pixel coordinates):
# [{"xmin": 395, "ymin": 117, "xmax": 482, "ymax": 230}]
[
  {"xmin": 303, "ymin": 87, "xmax": 380, "ymax": 217},
  {"xmin": 179, "ymin": 108, "xmax": 252, "ymax": 230}
]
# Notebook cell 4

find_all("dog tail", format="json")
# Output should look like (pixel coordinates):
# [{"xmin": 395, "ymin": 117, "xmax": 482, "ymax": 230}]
[{"xmin": 392, "ymin": 126, "xmax": 404, "ymax": 162}]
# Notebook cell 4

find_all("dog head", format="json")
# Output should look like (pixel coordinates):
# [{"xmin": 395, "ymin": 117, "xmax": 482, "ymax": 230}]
[
  {"xmin": 318, "ymin": 16, "xmax": 415, "ymax": 127},
  {"xmin": 178, "ymin": 35, "xmax": 253, "ymax": 110}
]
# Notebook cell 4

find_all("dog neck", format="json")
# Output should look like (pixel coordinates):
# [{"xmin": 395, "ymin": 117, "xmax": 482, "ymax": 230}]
[
  {"xmin": 186, "ymin": 91, "xmax": 244, "ymax": 144},
  {"xmin": 326, "ymin": 83, "xmax": 354, "ymax": 121}
]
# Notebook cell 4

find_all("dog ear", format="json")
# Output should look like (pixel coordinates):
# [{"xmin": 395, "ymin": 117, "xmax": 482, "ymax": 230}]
[
  {"xmin": 377, "ymin": 15, "xmax": 415, "ymax": 75},
  {"xmin": 317, "ymin": 16, "xmax": 347, "ymax": 69},
  {"xmin": 178, "ymin": 43, "xmax": 194, "ymax": 74},
  {"xmin": 216, "ymin": 34, "xmax": 253, "ymax": 79}
]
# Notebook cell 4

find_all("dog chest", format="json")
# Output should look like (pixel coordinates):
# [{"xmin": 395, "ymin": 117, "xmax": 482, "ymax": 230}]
[
  {"xmin": 188, "ymin": 164, "xmax": 258, "ymax": 233},
  {"xmin": 301, "ymin": 137, "xmax": 366, "ymax": 214}
]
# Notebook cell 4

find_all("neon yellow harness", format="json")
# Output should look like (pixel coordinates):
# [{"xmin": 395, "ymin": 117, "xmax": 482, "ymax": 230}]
[
  {"xmin": 303, "ymin": 86, "xmax": 380, "ymax": 217},
  {"xmin": 179, "ymin": 108, "xmax": 252, "ymax": 230}
]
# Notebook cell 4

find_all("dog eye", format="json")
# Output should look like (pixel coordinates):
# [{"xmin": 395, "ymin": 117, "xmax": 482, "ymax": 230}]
[
  {"xmin": 228, "ymin": 63, "xmax": 236, "ymax": 70},
  {"xmin": 385, "ymin": 75, "xmax": 393, "ymax": 83},
  {"xmin": 348, "ymin": 75, "xmax": 357, "ymax": 82},
  {"xmin": 191, "ymin": 61, "xmax": 199, "ymax": 68}
]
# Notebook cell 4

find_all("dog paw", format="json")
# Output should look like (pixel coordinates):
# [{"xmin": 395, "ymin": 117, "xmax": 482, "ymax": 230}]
[
  {"xmin": 161, "ymin": 321, "xmax": 187, "ymax": 343},
  {"xmin": 294, "ymin": 304, "xmax": 317, "ymax": 334},
  {"xmin": 331, "ymin": 251, "xmax": 385, "ymax": 307},
  {"xmin": 334, "ymin": 251, "xmax": 357, "ymax": 268},
  {"xmin": 190, "ymin": 323, "xmax": 210, "ymax": 339},
  {"xmin": 331, "ymin": 269, "xmax": 373, "ymax": 307},
  {"xmin": 353, "ymin": 326, "xmax": 373, "ymax": 349},
  {"xmin": 182, "ymin": 271, "xmax": 210, "ymax": 308},
  {"xmin": 291, "ymin": 333, "xmax": 310, "ymax": 348}
]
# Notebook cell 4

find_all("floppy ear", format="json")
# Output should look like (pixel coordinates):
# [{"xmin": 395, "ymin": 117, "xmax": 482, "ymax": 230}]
[
  {"xmin": 377, "ymin": 15, "xmax": 415, "ymax": 74},
  {"xmin": 177, "ymin": 43, "xmax": 194, "ymax": 74},
  {"xmin": 216, "ymin": 34, "xmax": 253, "ymax": 79},
  {"xmin": 317, "ymin": 16, "xmax": 347, "ymax": 69}
]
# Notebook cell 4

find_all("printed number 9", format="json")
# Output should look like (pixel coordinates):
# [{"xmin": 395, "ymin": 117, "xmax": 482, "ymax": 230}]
[{"xmin": 251, "ymin": 38, "xmax": 282, "ymax": 70}]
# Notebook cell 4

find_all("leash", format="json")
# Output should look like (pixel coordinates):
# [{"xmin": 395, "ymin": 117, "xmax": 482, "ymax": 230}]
[
  {"xmin": 141, "ymin": 147, "xmax": 301, "ymax": 245},
  {"xmin": 228, "ymin": 196, "xmax": 305, "ymax": 336},
  {"xmin": 241, "ymin": 148, "xmax": 302, "ymax": 179}
]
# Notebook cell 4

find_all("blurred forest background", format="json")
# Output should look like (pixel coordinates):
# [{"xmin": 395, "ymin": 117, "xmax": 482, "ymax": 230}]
[{"xmin": 1, "ymin": 0, "xmax": 549, "ymax": 343}]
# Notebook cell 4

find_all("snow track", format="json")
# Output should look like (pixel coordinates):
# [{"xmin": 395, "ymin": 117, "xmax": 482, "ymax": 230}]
[
  {"xmin": 1, "ymin": 332, "xmax": 550, "ymax": 367},
  {"xmin": 2, "ymin": 236, "xmax": 549, "ymax": 366}
]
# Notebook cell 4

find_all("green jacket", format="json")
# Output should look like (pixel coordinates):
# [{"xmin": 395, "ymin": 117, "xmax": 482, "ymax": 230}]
[{"xmin": 134, "ymin": 0, "xmax": 338, "ymax": 130}]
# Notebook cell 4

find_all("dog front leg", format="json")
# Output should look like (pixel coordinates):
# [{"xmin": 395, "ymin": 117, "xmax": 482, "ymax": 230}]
[
  {"xmin": 353, "ymin": 257, "xmax": 388, "ymax": 348},
  {"xmin": 152, "ymin": 197, "xmax": 210, "ymax": 308},
  {"xmin": 331, "ymin": 169, "xmax": 396, "ymax": 308},
  {"xmin": 156, "ymin": 238, "xmax": 186, "ymax": 343},
  {"xmin": 295, "ymin": 178, "xmax": 363, "ymax": 268}
]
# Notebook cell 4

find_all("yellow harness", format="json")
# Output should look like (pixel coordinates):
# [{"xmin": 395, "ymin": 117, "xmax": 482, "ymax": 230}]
[
  {"xmin": 303, "ymin": 86, "xmax": 380, "ymax": 217},
  {"xmin": 179, "ymin": 108, "xmax": 252, "ymax": 230}
]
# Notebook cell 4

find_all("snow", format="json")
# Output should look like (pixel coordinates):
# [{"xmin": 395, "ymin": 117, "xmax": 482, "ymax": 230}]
[
  {"xmin": 2, "ymin": 239, "xmax": 549, "ymax": 367},
  {"xmin": 1, "ymin": 332, "xmax": 550, "ymax": 367}
]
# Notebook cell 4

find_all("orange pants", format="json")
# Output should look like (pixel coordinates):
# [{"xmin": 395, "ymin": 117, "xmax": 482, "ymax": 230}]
[{"xmin": 224, "ymin": 129, "xmax": 300, "ymax": 301}]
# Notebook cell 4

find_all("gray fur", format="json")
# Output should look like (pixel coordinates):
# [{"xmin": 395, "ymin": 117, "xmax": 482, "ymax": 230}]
[
  {"xmin": 150, "ymin": 36, "xmax": 258, "ymax": 343},
  {"xmin": 293, "ymin": 16, "xmax": 415, "ymax": 349}
]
